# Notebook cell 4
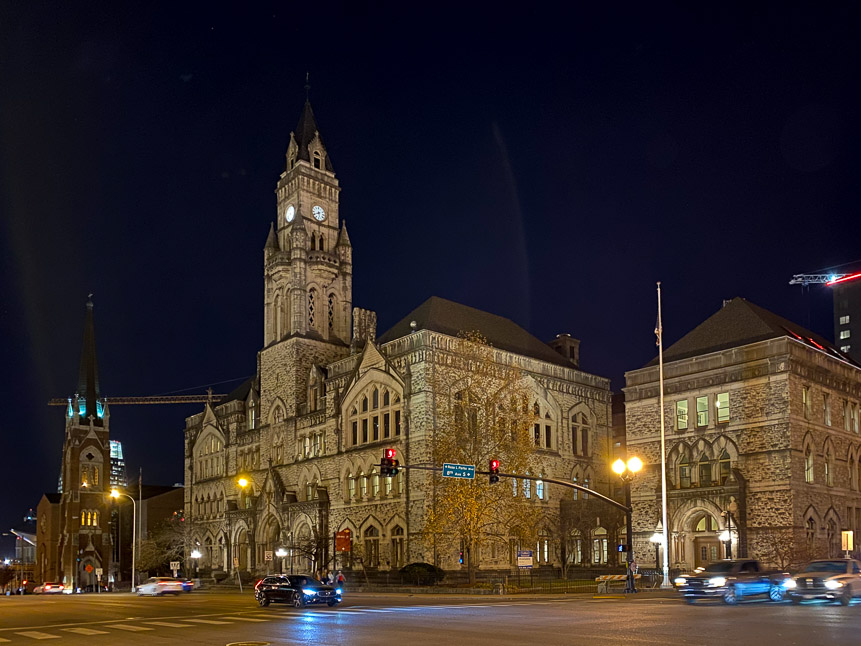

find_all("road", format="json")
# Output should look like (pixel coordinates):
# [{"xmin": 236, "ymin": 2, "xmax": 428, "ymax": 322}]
[{"xmin": 0, "ymin": 590, "xmax": 858, "ymax": 645}]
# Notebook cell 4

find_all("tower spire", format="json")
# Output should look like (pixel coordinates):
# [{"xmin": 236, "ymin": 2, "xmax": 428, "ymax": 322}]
[
  {"xmin": 76, "ymin": 295, "xmax": 101, "ymax": 424},
  {"xmin": 305, "ymin": 72, "xmax": 310, "ymax": 102}
]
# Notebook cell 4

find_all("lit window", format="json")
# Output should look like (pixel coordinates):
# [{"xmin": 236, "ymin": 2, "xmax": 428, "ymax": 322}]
[
  {"xmin": 676, "ymin": 401, "xmax": 688, "ymax": 430},
  {"xmin": 840, "ymin": 330, "xmax": 851, "ymax": 339},
  {"xmin": 824, "ymin": 393, "xmax": 832, "ymax": 426},
  {"xmin": 716, "ymin": 393, "xmax": 729, "ymax": 423},
  {"xmin": 804, "ymin": 445, "xmax": 814, "ymax": 483},
  {"xmin": 536, "ymin": 478, "xmax": 545, "ymax": 500},
  {"xmin": 840, "ymin": 315, "xmax": 850, "ymax": 325},
  {"xmin": 678, "ymin": 456, "xmax": 691, "ymax": 489},
  {"xmin": 696, "ymin": 396, "xmax": 708, "ymax": 427},
  {"xmin": 841, "ymin": 345, "xmax": 851, "ymax": 353},
  {"xmin": 348, "ymin": 474, "xmax": 356, "ymax": 500},
  {"xmin": 803, "ymin": 387, "xmax": 811, "ymax": 419}
]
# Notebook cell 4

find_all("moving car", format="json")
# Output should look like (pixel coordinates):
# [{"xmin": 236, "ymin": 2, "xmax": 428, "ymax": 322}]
[
  {"xmin": 136, "ymin": 577, "xmax": 184, "ymax": 596},
  {"xmin": 675, "ymin": 559, "xmax": 790, "ymax": 604},
  {"xmin": 254, "ymin": 574, "xmax": 342, "ymax": 608},
  {"xmin": 785, "ymin": 559, "xmax": 861, "ymax": 605},
  {"xmin": 33, "ymin": 582, "xmax": 64, "ymax": 594}
]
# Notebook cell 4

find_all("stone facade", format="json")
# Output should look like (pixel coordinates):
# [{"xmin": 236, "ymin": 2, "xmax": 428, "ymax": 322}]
[
  {"xmin": 182, "ymin": 102, "xmax": 616, "ymax": 578},
  {"xmin": 625, "ymin": 302, "xmax": 861, "ymax": 571}
]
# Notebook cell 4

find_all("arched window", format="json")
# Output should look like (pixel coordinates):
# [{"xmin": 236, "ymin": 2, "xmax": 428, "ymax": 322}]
[
  {"xmin": 347, "ymin": 474, "xmax": 356, "ymax": 501},
  {"xmin": 363, "ymin": 526, "xmax": 380, "ymax": 567},
  {"xmin": 308, "ymin": 288, "xmax": 316, "ymax": 329},
  {"xmin": 536, "ymin": 476, "xmax": 545, "ymax": 500},
  {"xmin": 328, "ymin": 293, "xmax": 335, "ymax": 332},
  {"xmin": 805, "ymin": 445, "xmax": 815, "ymax": 483},
  {"xmin": 571, "ymin": 475, "xmax": 578, "ymax": 500},
  {"xmin": 372, "ymin": 388, "xmax": 379, "ymax": 409},
  {"xmin": 718, "ymin": 450, "xmax": 731, "ymax": 485},
  {"xmin": 372, "ymin": 469, "xmax": 380, "ymax": 498},
  {"xmin": 360, "ymin": 472, "xmax": 368, "ymax": 498},
  {"xmin": 81, "ymin": 466, "xmax": 89, "ymax": 487},
  {"xmin": 827, "ymin": 519, "xmax": 838, "ymax": 557},
  {"xmin": 592, "ymin": 527, "xmax": 608, "ymax": 564},
  {"xmin": 825, "ymin": 444, "xmax": 834, "ymax": 486},
  {"xmin": 93, "ymin": 466, "xmax": 99, "ymax": 486},
  {"xmin": 523, "ymin": 473, "xmax": 531, "ymax": 499},
  {"xmin": 313, "ymin": 151, "xmax": 322, "ymax": 170},
  {"xmin": 391, "ymin": 526, "xmax": 405, "ymax": 568},
  {"xmin": 273, "ymin": 404, "xmax": 285, "ymax": 424},
  {"xmin": 851, "ymin": 455, "xmax": 857, "ymax": 491},
  {"xmin": 806, "ymin": 518, "xmax": 816, "ymax": 553}
]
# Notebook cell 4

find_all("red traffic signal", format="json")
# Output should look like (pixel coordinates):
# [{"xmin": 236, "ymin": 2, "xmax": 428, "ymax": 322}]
[
  {"xmin": 489, "ymin": 459, "xmax": 500, "ymax": 484},
  {"xmin": 490, "ymin": 459, "xmax": 499, "ymax": 471},
  {"xmin": 385, "ymin": 448, "xmax": 397, "ymax": 460}
]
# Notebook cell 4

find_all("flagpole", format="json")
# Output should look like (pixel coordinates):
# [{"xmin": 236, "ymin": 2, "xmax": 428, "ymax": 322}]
[{"xmin": 657, "ymin": 282, "xmax": 671, "ymax": 588}]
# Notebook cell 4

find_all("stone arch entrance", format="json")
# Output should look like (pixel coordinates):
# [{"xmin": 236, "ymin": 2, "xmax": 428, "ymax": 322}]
[{"xmin": 672, "ymin": 500, "xmax": 728, "ymax": 571}]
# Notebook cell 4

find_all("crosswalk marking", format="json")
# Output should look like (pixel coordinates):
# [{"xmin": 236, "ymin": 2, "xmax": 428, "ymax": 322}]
[
  {"xmin": 183, "ymin": 618, "xmax": 234, "ymax": 625},
  {"xmin": 222, "ymin": 616, "xmax": 269, "ymax": 622},
  {"xmin": 62, "ymin": 628, "xmax": 109, "ymax": 635},
  {"xmin": 107, "ymin": 624, "xmax": 154, "ymax": 632},
  {"xmin": 142, "ymin": 621, "xmax": 192, "ymax": 628},
  {"xmin": 14, "ymin": 632, "xmax": 60, "ymax": 640}
]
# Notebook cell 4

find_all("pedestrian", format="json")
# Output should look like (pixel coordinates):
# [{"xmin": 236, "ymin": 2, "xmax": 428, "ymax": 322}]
[
  {"xmin": 327, "ymin": 571, "xmax": 335, "ymax": 585},
  {"xmin": 337, "ymin": 570, "xmax": 345, "ymax": 585}
]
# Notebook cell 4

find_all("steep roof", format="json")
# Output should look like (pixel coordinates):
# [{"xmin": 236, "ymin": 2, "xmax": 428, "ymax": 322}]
[
  {"xmin": 649, "ymin": 297, "xmax": 856, "ymax": 367},
  {"xmin": 293, "ymin": 101, "xmax": 334, "ymax": 172},
  {"xmin": 76, "ymin": 296, "xmax": 102, "ymax": 424},
  {"xmin": 378, "ymin": 296, "xmax": 573, "ymax": 368}
]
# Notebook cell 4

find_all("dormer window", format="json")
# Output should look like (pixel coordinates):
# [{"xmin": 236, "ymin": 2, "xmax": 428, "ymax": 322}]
[{"xmin": 313, "ymin": 151, "xmax": 322, "ymax": 169}]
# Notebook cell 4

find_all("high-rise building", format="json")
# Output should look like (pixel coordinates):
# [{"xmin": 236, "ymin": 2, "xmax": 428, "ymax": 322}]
[
  {"xmin": 833, "ymin": 272, "xmax": 861, "ymax": 365},
  {"xmin": 109, "ymin": 440, "xmax": 127, "ymax": 488}
]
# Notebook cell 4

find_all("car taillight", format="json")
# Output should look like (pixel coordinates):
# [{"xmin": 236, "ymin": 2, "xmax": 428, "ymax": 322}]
[{"xmin": 254, "ymin": 580, "xmax": 263, "ymax": 590}]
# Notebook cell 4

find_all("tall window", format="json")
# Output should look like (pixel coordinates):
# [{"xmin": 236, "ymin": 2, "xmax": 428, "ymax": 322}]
[
  {"xmin": 803, "ymin": 386, "xmax": 811, "ymax": 419},
  {"xmin": 678, "ymin": 456, "xmax": 691, "ymax": 489},
  {"xmin": 328, "ymin": 293, "xmax": 335, "ymax": 332},
  {"xmin": 372, "ymin": 470, "xmax": 380, "ymax": 498},
  {"xmin": 348, "ymin": 474, "xmax": 356, "ymax": 500},
  {"xmin": 718, "ymin": 450, "xmax": 731, "ymax": 484},
  {"xmin": 363, "ymin": 527, "xmax": 380, "ymax": 567},
  {"xmin": 308, "ymin": 288, "xmax": 316, "ymax": 329},
  {"xmin": 348, "ymin": 387, "xmax": 402, "ymax": 448},
  {"xmin": 697, "ymin": 454, "xmax": 711, "ymax": 486},
  {"xmin": 391, "ymin": 526, "xmax": 405, "ymax": 568},
  {"xmin": 824, "ymin": 393, "xmax": 832, "ymax": 426},
  {"xmin": 716, "ymin": 393, "xmax": 730, "ymax": 423},
  {"xmin": 572, "ymin": 413, "xmax": 589, "ymax": 456},
  {"xmin": 676, "ymin": 401, "xmax": 688, "ymax": 430},
  {"xmin": 359, "ymin": 471, "xmax": 367, "ymax": 498},
  {"xmin": 825, "ymin": 446, "xmax": 834, "ymax": 486},
  {"xmin": 805, "ymin": 445, "xmax": 814, "ymax": 483},
  {"xmin": 536, "ymin": 477, "xmax": 545, "ymax": 500},
  {"xmin": 523, "ymin": 474, "xmax": 531, "ymax": 499},
  {"xmin": 592, "ymin": 527, "xmax": 608, "ymax": 564},
  {"xmin": 845, "ymin": 400, "xmax": 851, "ymax": 431},
  {"xmin": 696, "ymin": 396, "xmax": 709, "ymax": 427},
  {"xmin": 806, "ymin": 518, "xmax": 816, "ymax": 553},
  {"xmin": 853, "ymin": 404, "xmax": 859, "ymax": 434}
]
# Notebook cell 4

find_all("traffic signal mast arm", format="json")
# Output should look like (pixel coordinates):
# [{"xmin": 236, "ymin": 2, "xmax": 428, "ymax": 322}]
[{"xmin": 377, "ymin": 461, "xmax": 631, "ymax": 513}]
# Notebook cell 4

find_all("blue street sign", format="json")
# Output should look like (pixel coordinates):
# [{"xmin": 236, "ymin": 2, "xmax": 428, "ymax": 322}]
[
  {"xmin": 517, "ymin": 550, "xmax": 534, "ymax": 569},
  {"xmin": 442, "ymin": 463, "xmax": 476, "ymax": 479}
]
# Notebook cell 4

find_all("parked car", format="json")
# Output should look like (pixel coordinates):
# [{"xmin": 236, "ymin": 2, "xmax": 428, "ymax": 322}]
[
  {"xmin": 177, "ymin": 578, "xmax": 194, "ymax": 592},
  {"xmin": 785, "ymin": 559, "xmax": 861, "ymax": 605},
  {"xmin": 675, "ymin": 559, "xmax": 790, "ymax": 604},
  {"xmin": 33, "ymin": 582, "xmax": 64, "ymax": 594},
  {"xmin": 254, "ymin": 574, "xmax": 342, "ymax": 608},
  {"xmin": 136, "ymin": 577, "xmax": 184, "ymax": 596}
]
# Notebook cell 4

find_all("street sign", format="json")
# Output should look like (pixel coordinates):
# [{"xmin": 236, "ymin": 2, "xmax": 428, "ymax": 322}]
[
  {"xmin": 95, "ymin": 568, "xmax": 103, "ymax": 576},
  {"xmin": 517, "ymin": 550, "xmax": 533, "ymax": 569},
  {"xmin": 442, "ymin": 463, "xmax": 476, "ymax": 479},
  {"xmin": 84, "ymin": 564, "xmax": 94, "ymax": 573},
  {"xmin": 170, "ymin": 561, "xmax": 180, "ymax": 571},
  {"xmin": 843, "ymin": 530, "xmax": 854, "ymax": 551},
  {"xmin": 265, "ymin": 550, "xmax": 273, "ymax": 562},
  {"xmin": 336, "ymin": 529, "xmax": 352, "ymax": 552}
]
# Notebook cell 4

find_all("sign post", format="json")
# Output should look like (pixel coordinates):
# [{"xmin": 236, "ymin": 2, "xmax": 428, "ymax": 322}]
[
  {"xmin": 170, "ymin": 561, "xmax": 180, "ymax": 578},
  {"xmin": 842, "ymin": 530, "xmax": 854, "ymax": 557},
  {"xmin": 95, "ymin": 568, "xmax": 103, "ymax": 593}
]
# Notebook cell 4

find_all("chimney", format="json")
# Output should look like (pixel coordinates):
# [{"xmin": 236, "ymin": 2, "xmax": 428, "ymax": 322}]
[{"xmin": 548, "ymin": 333, "xmax": 581, "ymax": 368}]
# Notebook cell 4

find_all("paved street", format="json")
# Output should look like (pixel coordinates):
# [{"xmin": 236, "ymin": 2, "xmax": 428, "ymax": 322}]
[{"xmin": 0, "ymin": 591, "xmax": 859, "ymax": 645}]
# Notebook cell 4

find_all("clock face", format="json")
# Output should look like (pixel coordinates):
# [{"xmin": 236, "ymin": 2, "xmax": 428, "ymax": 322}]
[
  {"xmin": 285, "ymin": 205, "xmax": 295, "ymax": 223},
  {"xmin": 312, "ymin": 205, "xmax": 326, "ymax": 221}
]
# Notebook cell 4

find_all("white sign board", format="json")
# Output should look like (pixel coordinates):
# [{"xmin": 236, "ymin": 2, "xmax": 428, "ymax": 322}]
[
  {"xmin": 265, "ymin": 550, "xmax": 273, "ymax": 562},
  {"xmin": 517, "ymin": 550, "xmax": 533, "ymax": 569},
  {"xmin": 170, "ymin": 561, "xmax": 181, "ymax": 571},
  {"xmin": 95, "ymin": 568, "xmax": 103, "ymax": 576},
  {"xmin": 842, "ymin": 530, "xmax": 854, "ymax": 551}
]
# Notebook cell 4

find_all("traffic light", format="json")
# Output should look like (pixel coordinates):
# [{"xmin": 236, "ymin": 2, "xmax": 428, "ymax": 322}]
[
  {"xmin": 390, "ymin": 457, "xmax": 400, "ymax": 477},
  {"xmin": 459, "ymin": 550, "xmax": 464, "ymax": 565},
  {"xmin": 381, "ymin": 448, "xmax": 396, "ymax": 477},
  {"xmin": 489, "ymin": 459, "xmax": 500, "ymax": 484}
]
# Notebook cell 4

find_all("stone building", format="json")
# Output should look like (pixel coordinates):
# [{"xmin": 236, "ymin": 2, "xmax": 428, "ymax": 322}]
[
  {"xmin": 36, "ymin": 298, "xmax": 113, "ymax": 589},
  {"xmin": 182, "ymin": 100, "xmax": 616, "ymax": 578},
  {"xmin": 624, "ymin": 297, "xmax": 861, "ymax": 571}
]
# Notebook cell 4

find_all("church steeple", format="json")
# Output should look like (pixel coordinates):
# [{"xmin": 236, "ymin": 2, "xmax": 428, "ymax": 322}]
[
  {"xmin": 288, "ymin": 100, "xmax": 334, "ymax": 172},
  {"xmin": 75, "ymin": 295, "xmax": 102, "ymax": 425}
]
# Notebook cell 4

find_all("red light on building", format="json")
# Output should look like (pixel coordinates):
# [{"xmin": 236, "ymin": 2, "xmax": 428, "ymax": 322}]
[{"xmin": 385, "ymin": 448, "xmax": 396, "ymax": 460}]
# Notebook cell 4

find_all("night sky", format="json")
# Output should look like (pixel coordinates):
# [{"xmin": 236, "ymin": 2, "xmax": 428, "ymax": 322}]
[{"xmin": 2, "ymin": 3, "xmax": 860, "ymax": 553}]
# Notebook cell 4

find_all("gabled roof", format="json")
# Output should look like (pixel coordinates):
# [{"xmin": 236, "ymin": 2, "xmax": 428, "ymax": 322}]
[
  {"xmin": 649, "ymin": 297, "xmax": 856, "ymax": 367},
  {"xmin": 292, "ymin": 101, "xmax": 334, "ymax": 172},
  {"xmin": 378, "ymin": 296, "xmax": 573, "ymax": 368}
]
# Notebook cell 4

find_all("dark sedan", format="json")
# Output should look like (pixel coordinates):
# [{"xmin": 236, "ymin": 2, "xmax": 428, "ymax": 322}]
[{"xmin": 254, "ymin": 574, "xmax": 342, "ymax": 608}]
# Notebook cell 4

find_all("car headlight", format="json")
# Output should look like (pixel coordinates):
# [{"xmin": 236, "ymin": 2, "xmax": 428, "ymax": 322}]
[
  {"xmin": 335, "ymin": 588, "xmax": 342, "ymax": 594},
  {"xmin": 783, "ymin": 579, "xmax": 796, "ymax": 589},
  {"xmin": 674, "ymin": 577, "xmax": 686, "ymax": 585},
  {"xmin": 708, "ymin": 577, "xmax": 726, "ymax": 587},
  {"xmin": 825, "ymin": 580, "xmax": 843, "ymax": 590},
  {"xmin": 302, "ymin": 588, "xmax": 317, "ymax": 596}
]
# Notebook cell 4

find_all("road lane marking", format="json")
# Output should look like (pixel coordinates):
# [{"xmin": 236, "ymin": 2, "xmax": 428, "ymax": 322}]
[
  {"xmin": 142, "ymin": 621, "xmax": 192, "ymax": 628},
  {"xmin": 183, "ymin": 618, "xmax": 234, "ymax": 625},
  {"xmin": 107, "ymin": 624, "xmax": 154, "ymax": 631},
  {"xmin": 349, "ymin": 608, "xmax": 393, "ymax": 613},
  {"xmin": 62, "ymin": 628, "xmax": 109, "ymax": 635},
  {"xmin": 14, "ymin": 632, "xmax": 60, "ymax": 640}
]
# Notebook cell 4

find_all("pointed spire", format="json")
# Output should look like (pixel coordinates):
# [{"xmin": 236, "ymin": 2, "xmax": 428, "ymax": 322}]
[
  {"xmin": 265, "ymin": 222, "xmax": 279, "ymax": 250},
  {"xmin": 76, "ymin": 295, "xmax": 101, "ymax": 426},
  {"xmin": 291, "ymin": 208, "xmax": 307, "ymax": 234},
  {"xmin": 337, "ymin": 221, "xmax": 352, "ymax": 247},
  {"xmin": 291, "ymin": 97, "xmax": 334, "ymax": 172}
]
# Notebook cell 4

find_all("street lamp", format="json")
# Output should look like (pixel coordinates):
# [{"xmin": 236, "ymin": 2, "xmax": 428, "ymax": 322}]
[
  {"xmin": 612, "ymin": 456, "xmax": 643, "ymax": 593},
  {"xmin": 190, "ymin": 549, "xmax": 201, "ymax": 579},
  {"xmin": 650, "ymin": 522, "xmax": 663, "ymax": 570},
  {"xmin": 276, "ymin": 547, "xmax": 287, "ymax": 574},
  {"xmin": 720, "ymin": 499, "xmax": 739, "ymax": 559},
  {"xmin": 109, "ymin": 489, "xmax": 136, "ymax": 592}
]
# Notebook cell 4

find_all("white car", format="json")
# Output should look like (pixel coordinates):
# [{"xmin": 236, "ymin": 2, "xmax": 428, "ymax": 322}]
[
  {"xmin": 33, "ymin": 582, "xmax": 65, "ymax": 594},
  {"xmin": 136, "ymin": 577, "xmax": 184, "ymax": 596}
]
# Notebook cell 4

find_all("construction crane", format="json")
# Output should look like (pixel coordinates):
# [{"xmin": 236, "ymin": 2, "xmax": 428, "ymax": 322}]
[
  {"xmin": 47, "ymin": 393, "xmax": 226, "ymax": 407},
  {"xmin": 789, "ymin": 273, "xmax": 853, "ymax": 286}
]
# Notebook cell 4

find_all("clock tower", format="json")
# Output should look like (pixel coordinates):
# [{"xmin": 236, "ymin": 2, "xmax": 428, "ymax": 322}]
[{"xmin": 260, "ymin": 100, "xmax": 353, "ymax": 419}]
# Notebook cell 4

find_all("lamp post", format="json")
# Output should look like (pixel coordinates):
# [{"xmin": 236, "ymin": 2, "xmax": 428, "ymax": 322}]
[
  {"xmin": 190, "ymin": 549, "xmax": 201, "ymax": 579},
  {"xmin": 276, "ymin": 548, "xmax": 287, "ymax": 575},
  {"xmin": 650, "ymin": 522, "xmax": 663, "ymax": 570},
  {"xmin": 612, "ymin": 456, "xmax": 643, "ymax": 593},
  {"xmin": 109, "ymin": 489, "xmax": 136, "ymax": 592},
  {"xmin": 234, "ymin": 477, "xmax": 249, "ymax": 593},
  {"xmin": 720, "ymin": 499, "xmax": 738, "ymax": 560}
]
